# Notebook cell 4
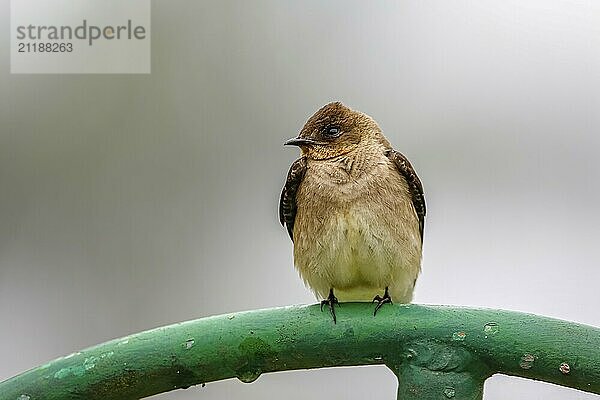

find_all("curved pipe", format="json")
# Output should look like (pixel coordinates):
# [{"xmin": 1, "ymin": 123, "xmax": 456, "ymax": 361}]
[{"xmin": 0, "ymin": 304, "xmax": 598, "ymax": 399}]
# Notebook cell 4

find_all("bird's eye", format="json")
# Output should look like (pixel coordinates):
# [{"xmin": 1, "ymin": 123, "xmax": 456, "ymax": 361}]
[{"xmin": 323, "ymin": 125, "xmax": 342, "ymax": 138}]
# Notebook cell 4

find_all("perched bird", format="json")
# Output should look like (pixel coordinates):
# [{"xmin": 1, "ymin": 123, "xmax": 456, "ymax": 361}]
[{"xmin": 279, "ymin": 102, "xmax": 425, "ymax": 323}]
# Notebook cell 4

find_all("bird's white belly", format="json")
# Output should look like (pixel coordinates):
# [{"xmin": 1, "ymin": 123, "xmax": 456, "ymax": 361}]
[{"xmin": 294, "ymin": 205, "xmax": 420, "ymax": 303}]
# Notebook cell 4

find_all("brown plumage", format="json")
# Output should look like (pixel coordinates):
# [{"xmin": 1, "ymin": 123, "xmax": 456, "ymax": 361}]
[{"xmin": 280, "ymin": 102, "xmax": 425, "ymax": 321}]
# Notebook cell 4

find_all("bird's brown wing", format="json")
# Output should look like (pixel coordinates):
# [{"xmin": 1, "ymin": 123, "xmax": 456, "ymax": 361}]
[
  {"xmin": 385, "ymin": 149, "xmax": 426, "ymax": 243},
  {"xmin": 279, "ymin": 157, "xmax": 308, "ymax": 241}
]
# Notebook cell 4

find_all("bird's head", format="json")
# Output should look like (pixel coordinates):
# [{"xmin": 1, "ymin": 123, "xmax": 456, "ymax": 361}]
[{"xmin": 285, "ymin": 102, "xmax": 389, "ymax": 160}]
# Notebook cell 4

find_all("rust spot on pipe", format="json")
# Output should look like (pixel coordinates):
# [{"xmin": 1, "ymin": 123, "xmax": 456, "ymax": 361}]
[{"xmin": 559, "ymin": 363, "xmax": 570, "ymax": 375}]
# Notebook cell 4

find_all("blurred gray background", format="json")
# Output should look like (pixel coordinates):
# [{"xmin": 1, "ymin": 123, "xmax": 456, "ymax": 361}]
[{"xmin": 1, "ymin": 1, "xmax": 599, "ymax": 399}]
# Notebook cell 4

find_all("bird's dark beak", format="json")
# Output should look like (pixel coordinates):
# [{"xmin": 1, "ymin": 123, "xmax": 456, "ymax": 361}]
[{"xmin": 284, "ymin": 137, "xmax": 317, "ymax": 147}]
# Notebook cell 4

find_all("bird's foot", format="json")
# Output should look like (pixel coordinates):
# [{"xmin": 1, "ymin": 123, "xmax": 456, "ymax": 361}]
[
  {"xmin": 320, "ymin": 289, "xmax": 340, "ymax": 324},
  {"xmin": 372, "ymin": 287, "xmax": 392, "ymax": 316}
]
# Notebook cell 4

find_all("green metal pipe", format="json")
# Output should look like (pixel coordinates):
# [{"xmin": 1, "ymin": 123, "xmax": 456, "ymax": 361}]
[{"xmin": 0, "ymin": 304, "xmax": 598, "ymax": 400}]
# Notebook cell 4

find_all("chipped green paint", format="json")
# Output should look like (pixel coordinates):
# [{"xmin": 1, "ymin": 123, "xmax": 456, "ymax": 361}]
[
  {"xmin": 183, "ymin": 338, "xmax": 195, "ymax": 349},
  {"xmin": 483, "ymin": 322, "xmax": 499, "ymax": 336},
  {"xmin": 0, "ymin": 304, "xmax": 598, "ymax": 400},
  {"xmin": 52, "ymin": 351, "xmax": 115, "ymax": 380}
]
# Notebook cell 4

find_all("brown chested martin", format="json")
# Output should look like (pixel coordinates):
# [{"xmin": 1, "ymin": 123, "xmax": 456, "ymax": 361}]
[{"xmin": 280, "ymin": 102, "xmax": 425, "ymax": 323}]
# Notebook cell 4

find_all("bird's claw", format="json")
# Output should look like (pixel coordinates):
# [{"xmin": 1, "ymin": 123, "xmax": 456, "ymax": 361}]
[
  {"xmin": 372, "ymin": 288, "xmax": 392, "ymax": 316},
  {"xmin": 321, "ymin": 289, "xmax": 340, "ymax": 323}
]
